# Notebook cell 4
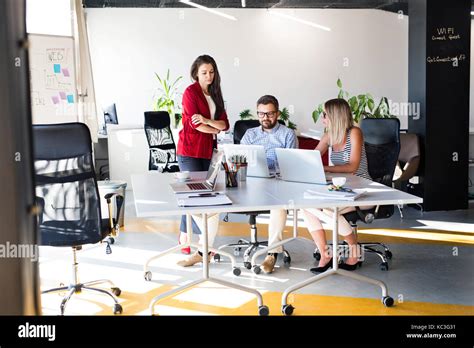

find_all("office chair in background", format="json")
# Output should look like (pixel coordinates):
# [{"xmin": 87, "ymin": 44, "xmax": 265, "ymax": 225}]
[
  {"xmin": 393, "ymin": 132, "xmax": 423, "ymax": 217},
  {"xmin": 218, "ymin": 119, "xmax": 291, "ymax": 270},
  {"xmin": 144, "ymin": 111, "xmax": 179, "ymax": 173},
  {"xmin": 313, "ymin": 117, "xmax": 401, "ymax": 271},
  {"xmin": 34, "ymin": 123, "xmax": 123, "ymax": 315}
]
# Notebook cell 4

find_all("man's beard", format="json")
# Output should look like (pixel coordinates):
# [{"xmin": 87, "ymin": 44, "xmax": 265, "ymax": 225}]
[{"xmin": 262, "ymin": 120, "xmax": 277, "ymax": 129}]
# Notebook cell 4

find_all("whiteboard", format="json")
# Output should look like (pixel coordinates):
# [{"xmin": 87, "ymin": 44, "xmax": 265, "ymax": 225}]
[{"xmin": 28, "ymin": 34, "xmax": 78, "ymax": 124}]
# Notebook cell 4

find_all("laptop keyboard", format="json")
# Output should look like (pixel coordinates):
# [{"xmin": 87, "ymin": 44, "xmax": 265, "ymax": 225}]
[{"xmin": 187, "ymin": 182, "xmax": 209, "ymax": 190}]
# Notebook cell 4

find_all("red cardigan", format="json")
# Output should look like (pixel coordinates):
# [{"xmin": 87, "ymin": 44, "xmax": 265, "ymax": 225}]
[{"xmin": 177, "ymin": 82, "xmax": 229, "ymax": 159}]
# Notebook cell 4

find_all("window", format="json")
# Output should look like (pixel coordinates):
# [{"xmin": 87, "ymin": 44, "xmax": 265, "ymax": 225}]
[{"xmin": 26, "ymin": 0, "xmax": 72, "ymax": 36}]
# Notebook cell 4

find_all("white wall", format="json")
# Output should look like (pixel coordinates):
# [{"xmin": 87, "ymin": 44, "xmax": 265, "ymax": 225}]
[{"xmin": 86, "ymin": 8, "xmax": 409, "ymax": 133}]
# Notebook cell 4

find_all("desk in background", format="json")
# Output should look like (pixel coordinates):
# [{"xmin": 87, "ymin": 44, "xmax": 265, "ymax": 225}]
[{"xmin": 94, "ymin": 133, "xmax": 109, "ymax": 180}]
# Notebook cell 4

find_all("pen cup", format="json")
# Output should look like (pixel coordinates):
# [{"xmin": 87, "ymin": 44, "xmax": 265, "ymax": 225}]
[
  {"xmin": 237, "ymin": 164, "xmax": 247, "ymax": 182},
  {"xmin": 225, "ymin": 170, "xmax": 238, "ymax": 188}
]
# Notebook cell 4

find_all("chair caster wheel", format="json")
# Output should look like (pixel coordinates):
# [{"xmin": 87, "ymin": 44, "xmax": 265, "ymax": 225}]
[
  {"xmin": 281, "ymin": 304, "xmax": 294, "ymax": 316},
  {"xmin": 313, "ymin": 250, "xmax": 321, "ymax": 261},
  {"xmin": 283, "ymin": 255, "xmax": 291, "ymax": 265},
  {"xmin": 108, "ymin": 237, "xmax": 115, "ymax": 245},
  {"xmin": 144, "ymin": 271, "xmax": 152, "ymax": 281},
  {"xmin": 380, "ymin": 262, "xmax": 389, "ymax": 271},
  {"xmin": 113, "ymin": 303, "xmax": 123, "ymax": 314},
  {"xmin": 258, "ymin": 305, "xmax": 269, "ymax": 316},
  {"xmin": 385, "ymin": 250, "xmax": 393, "ymax": 259},
  {"xmin": 111, "ymin": 287, "xmax": 121, "ymax": 296},
  {"xmin": 253, "ymin": 265, "xmax": 261, "ymax": 274},
  {"xmin": 233, "ymin": 267, "xmax": 241, "ymax": 276},
  {"xmin": 382, "ymin": 296, "xmax": 394, "ymax": 307},
  {"xmin": 106, "ymin": 244, "xmax": 112, "ymax": 255},
  {"xmin": 243, "ymin": 261, "xmax": 252, "ymax": 269},
  {"xmin": 213, "ymin": 253, "xmax": 221, "ymax": 262}
]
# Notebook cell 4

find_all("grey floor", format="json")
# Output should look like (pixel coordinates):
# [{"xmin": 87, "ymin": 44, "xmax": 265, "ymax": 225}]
[{"xmin": 116, "ymin": 190, "xmax": 474, "ymax": 307}]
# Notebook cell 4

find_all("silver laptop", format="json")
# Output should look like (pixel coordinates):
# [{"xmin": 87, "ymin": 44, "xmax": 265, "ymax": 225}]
[
  {"xmin": 222, "ymin": 144, "xmax": 273, "ymax": 178},
  {"xmin": 170, "ymin": 149, "xmax": 224, "ymax": 193},
  {"xmin": 275, "ymin": 148, "xmax": 327, "ymax": 184}
]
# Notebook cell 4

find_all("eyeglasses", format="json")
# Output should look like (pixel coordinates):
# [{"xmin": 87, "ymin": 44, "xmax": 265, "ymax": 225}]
[{"xmin": 257, "ymin": 111, "xmax": 277, "ymax": 118}]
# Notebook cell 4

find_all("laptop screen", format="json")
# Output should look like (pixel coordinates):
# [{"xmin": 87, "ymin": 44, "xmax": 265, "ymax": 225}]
[{"xmin": 205, "ymin": 149, "xmax": 224, "ymax": 186}]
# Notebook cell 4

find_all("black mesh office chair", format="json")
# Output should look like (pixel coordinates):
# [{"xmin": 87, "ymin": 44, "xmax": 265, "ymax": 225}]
[
  {"xmin": 144, "ymin": 111, "xmax": 179, "ymax": 173},
  {"xmin": 314, "ymin": 117, "xmax": 400, "ymax": 271},
  {"xmin": 34, "ymin": 123, "xmax": 123, "ymax": 315},
  {"xmin": 219, "ymin": 120, "xmax": 291, "ymax": 269}
]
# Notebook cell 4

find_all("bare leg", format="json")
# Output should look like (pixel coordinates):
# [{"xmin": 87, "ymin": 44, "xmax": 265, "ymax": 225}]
[
  {"xmin": 343, "ymin": 232, "xmax": 359, "ymax": 265},
  {"xmin": 309, "ymin": 229, "xmax": 332, "ymax": 267}
]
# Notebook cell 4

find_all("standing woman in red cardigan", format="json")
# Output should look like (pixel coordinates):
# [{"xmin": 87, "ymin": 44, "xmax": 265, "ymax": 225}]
[{"xmin": 176, "ymin": 54, "xmax": 230, "ymax": 267}]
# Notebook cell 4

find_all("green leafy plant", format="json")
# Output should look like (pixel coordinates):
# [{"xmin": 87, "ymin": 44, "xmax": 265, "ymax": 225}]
[
  {"xmin": 312, "ymin": 78, "xmax": 393, "ymax": 124},
  {"xmin": 238, "ymin": 107, "xmax": 297, "ymax": 130},
  {"xmin": 279, "ymin": 107, "xmax": 297, "ymax": 130},
  {"xmin": 153, "ymin": 69, "xmax": 183, "ymax": 128},
  {"xmin": 239, "ymin": 109, "xmax": 254, "ymax": 120}
]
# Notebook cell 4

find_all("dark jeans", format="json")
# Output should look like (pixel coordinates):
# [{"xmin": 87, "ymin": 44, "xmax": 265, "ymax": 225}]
[{"xmin": 177, "ymin": 155, "xmax": 212, "ymax": 235}]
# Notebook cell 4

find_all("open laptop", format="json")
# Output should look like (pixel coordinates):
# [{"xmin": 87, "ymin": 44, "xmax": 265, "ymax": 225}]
[
  {"xmin": 275, "ymin": 148, "xmax": 328, "ymax": 184},
  {"xmin": 170, "ymin": 149, "xmax": 224, "ymax": 193},
  {"xmin": 222, "ymin": 144, "xmax": 273, "ymax": 178}
]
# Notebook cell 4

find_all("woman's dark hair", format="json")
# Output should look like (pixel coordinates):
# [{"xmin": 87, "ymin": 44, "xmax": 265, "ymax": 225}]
[{"xmin": 190, "ymin": 55, "xmax": 225, "ymax": 118}]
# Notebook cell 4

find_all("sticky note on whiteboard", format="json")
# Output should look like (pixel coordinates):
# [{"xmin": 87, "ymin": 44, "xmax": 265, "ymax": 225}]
[
  {"xmin": 67, "ymin": 95, "xmax": 74, "ymax": 104},
  {"xmin": 62, "ymin": 68, "xmax": 70, "ymax": 77},
  {"xmin": 59, "ymin": 92, "xmax": 67, "ymax": 100},
  {"xmin": 51, "ymin": 96, "xmax": 60, "ymax": 104},
  {"xmin": 53, "ymin": 64, "xmax": 61, "ymax": 73}
]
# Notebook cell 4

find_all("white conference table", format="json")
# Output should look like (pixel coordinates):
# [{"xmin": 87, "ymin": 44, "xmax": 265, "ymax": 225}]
[{"xmin": 132, "ymin": 171, "xmax": 422, "ymax": 315}]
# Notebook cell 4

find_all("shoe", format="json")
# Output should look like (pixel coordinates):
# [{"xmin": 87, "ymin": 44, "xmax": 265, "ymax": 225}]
[
  {"xmin": 310, "ymin": 258, "xmax": 333, "ymax": 274},
  {"xmin": 177, "ymin": 252, "xmax": 210, "ymax": 267},
  {"xmin": 261, "ymin": 254, "xmax": 276, "ymax": 274},
  {"xmin": 178, "ymin": 233, "xmax": 190, "ymax": 255},
  {"xmin": 338, "ymin": 260, "xmax": 362, "ymax": 271}
]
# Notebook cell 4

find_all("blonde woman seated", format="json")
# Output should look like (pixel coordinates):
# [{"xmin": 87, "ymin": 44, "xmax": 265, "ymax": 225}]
[{"xmin": 302, "ymin": 98, "xmax": 372, "ymax": 274}]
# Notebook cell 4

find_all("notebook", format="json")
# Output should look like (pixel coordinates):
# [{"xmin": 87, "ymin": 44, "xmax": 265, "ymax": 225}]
[
  {"xmin": 176, "ymin": 194, "xmax": 232, "ymax": 207},
  {"xmin": 304, "ymin": 186, "xmax": 367, "ymax": 201}
]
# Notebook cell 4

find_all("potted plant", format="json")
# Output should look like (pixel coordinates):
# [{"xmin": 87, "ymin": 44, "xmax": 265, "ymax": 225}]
[
  {"xmin": 239, "ymin": 109, "xmax": 254, "ymax": 120},
  {"xmin": 312, "ymin": 78, "xmax": 393, "ymax": 125},
  {"xmin": 238, "ymin": 107, "xmax": 297, "ymax": 130},
  {"xmin": 153, "ymin": 69, "xmax": 183, "ymax": 128},
  {"xmin": 279, "ymin": 107, "xmax": 297, "ymax": 131}
]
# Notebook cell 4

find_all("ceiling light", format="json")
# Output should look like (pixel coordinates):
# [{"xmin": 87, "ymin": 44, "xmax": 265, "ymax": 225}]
[
  {"xmin": 268, "ymin": 10, "xmax": 331, "ymax": 31},
  {"xmin": 180, "ymin": 0, "xmax": 237, "ymax": 21}
]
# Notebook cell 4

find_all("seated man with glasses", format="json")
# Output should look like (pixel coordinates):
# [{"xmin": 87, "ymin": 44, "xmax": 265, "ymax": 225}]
[{"xmin": 240, "ymin": 95, "xmax": 297, "ymax": 273}]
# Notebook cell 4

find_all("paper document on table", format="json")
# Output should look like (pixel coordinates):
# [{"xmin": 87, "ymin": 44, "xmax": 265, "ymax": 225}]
[
  {"xmin": 177, "ymin": 194, "xmax": 232, "ymax": 207},
  {"xmin": 304, "ymin": 187, "xmax": 366, "ymax": 201}
]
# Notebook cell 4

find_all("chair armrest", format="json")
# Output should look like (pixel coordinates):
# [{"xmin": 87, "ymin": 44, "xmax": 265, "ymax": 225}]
[
  {"xmin": 35, "ymin": 197, "xmax": 45, "ymax": 225},
  {"xmin": 103, "ymin": 193, "xmax": 124, "ymax": 232},
  {"xmin": 354, "ymin": 206, "xmax": 376, "ymax": 224},
  {"xmin": 395, "ymin": 156, "xmax": 420, "ymax": 183}
]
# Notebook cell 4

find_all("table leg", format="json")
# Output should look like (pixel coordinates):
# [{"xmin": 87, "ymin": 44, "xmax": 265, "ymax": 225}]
[
  {"xmin": 280, "ymin": 207, "xmax": 394, "ymax": 316},
  {"xmin": 143, "ymin": 214, "xmax": 199, "ymax": 281},
  {"xmin": 149, "ymin": 213, "xmax": 269, "ymax": 316}
]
